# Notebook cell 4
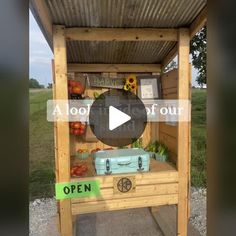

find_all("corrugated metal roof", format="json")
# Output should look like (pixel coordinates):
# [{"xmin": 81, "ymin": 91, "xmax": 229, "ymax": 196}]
[
  {"xmin": 67, "ymin": 41, "xmax": 175, "ymax": 63},
  {"xmin": 34, "ymin": 0, "xmax": 206, "ymax": 63},
  {"xmin": 46, "ymin": 0, "xmax": 206, "ymax": 28}
]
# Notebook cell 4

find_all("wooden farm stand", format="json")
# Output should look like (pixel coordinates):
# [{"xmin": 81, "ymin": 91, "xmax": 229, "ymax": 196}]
[{"xmin": 30, "ymin": 1, "xmax": 207, "ymax": 235}]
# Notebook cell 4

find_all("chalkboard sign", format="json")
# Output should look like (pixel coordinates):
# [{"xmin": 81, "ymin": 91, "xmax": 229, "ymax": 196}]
[{"xmin": 88, "ymin": 75, "xmax": 124, "ymax": 89}]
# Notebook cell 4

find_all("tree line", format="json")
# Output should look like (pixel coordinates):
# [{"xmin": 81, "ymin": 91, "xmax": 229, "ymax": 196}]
[{"xmin": 29, "ymin": 78, "xmax": 52, "ymax": 89}]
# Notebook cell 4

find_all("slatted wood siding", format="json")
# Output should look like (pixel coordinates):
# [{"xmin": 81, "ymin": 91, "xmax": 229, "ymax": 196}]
[{"xmin": 159, "ymin": 69, "xmax": 178, "ymax": 163}]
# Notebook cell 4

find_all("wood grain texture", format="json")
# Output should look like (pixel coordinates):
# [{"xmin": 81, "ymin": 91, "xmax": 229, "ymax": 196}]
[
  {"xmin": 72, "ymin": 182, "xmax": 178, "ymax": 203},
  {"xmin": 190, "ymin": 6, "xmax": 207, "ymax": 38},
  {"xmin": 71, "ymin": 158, "xmax": 178, "ymax": 187},
  {"xmin": 66, "ymin": 28, "xmax": 178, "ymax": 41},
  {"xmin": 30, "ymin": 0, "xmax": 53, "ymax": 48},
  {"xmin": 53, "ymin": 25, "xmax": 73, "ymax": 236},
  {"xmin": 161, "ymin": 45, "xmax": 178, "ymax": 71},
  {"xmin": 72, "ymin": 194, "xmax": 178, "ymax": 215},
  {"xmin": 177, "ymin": 28, "xmax": 190, "ymax": 236},
  {"xmin": 159, "ymin": 69, "xmax": 178, "ymax": 163},
  {"xmin": 68, "ymin": 64, "xmax": 161, "ymax": 73}
]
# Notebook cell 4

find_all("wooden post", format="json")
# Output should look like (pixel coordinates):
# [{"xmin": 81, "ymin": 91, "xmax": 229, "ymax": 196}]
[
  {"xmin": 53, "ymin": 25, "xmax": 73, "ymax": 236},
  {"xmin": 177, "ymin": 28, "xmax": 190, "ymax": 236}
]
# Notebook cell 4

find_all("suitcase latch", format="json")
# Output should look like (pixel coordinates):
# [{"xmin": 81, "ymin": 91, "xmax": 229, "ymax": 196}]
[
  {"xmin": 137, "ymin": 156, "xmax": 144, "ymax": 172},
  {"xmin": 105, "ymin": 159, "xmax": 112, "ymax": 175}
]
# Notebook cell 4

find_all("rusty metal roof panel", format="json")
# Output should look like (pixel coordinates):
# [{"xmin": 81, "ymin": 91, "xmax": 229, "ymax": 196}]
[{"xmin": 46, "ymin": 0, "xmax": 206, "ymax": 28}]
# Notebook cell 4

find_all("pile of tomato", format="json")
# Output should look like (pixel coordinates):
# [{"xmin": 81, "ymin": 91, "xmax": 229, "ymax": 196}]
[
  {"xmin": 70, "ymin": 122, "xmax": 86, "ymax": 136},
  {"xmin": 68, "ymin": 80, "xmax": 84, "ymax": 95},
  {"xmin": 70, "ymin": 164, "xmax": 88, "ymax": 177}
]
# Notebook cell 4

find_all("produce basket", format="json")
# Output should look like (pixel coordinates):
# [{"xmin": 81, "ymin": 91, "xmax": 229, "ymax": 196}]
[
  {"xmin": 75, "ymin": 149, "xmax": 89, "ymax": 159},
  {"xmin": 155, "ymin": 153, "xmax": 168, "ymax": 162}
]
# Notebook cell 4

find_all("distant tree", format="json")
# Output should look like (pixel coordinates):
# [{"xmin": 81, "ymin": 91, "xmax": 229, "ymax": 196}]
[
  {"xmin": 47, "ymin": 83, "xmax": 52, "ymax": 89},
  {"xmin": 190, "ymin": 26, "xmax": 207, "ymax": 86},
  {"xmin": 29, "ymin": 78, "xmax": 44, "ymax": 88},
  {"xmin": 163, "ymin": 60, "xmax": 177, "ymax": 73}
]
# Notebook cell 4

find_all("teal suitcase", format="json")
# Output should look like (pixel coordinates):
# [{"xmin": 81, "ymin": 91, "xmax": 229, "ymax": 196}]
[{"xmin": 94, "ymin": 148, "xmax": 150, "ymax": 175}]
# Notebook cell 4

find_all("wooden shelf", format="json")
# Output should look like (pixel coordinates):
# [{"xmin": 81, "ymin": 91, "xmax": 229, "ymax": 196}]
[
  {"xmin": 70, "ymin": 157, "xmax": 178, "ymax": 215},
  {"xmin": 71, "ymin": 156, "xmax": 177, "ymax": 178}
]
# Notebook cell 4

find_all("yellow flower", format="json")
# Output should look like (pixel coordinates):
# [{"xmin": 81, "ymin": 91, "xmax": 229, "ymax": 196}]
[
  {"xmin": 126, "ymin": 75, "xmax": 137, "ymax": 85},
  {"xmin": 124, "ymin": 83, "xmax": 130, "ymax": 91}
]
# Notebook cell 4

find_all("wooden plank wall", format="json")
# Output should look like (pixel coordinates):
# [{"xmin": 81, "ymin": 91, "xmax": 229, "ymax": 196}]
[{"xmin": 159, "ymin": 69, "xmax": 178, "ymax": 163}]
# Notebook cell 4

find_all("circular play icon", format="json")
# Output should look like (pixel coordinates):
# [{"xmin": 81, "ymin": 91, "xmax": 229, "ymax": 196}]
[{"xmin": 89, "ymin": 90, "xmax": 147, "ymax": 147}]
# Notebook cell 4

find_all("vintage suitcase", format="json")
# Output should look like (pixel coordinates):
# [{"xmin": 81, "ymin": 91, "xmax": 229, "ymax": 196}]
[{"xmin": 94, "ymin": 148, "xmax": 150, "ymax": 175}]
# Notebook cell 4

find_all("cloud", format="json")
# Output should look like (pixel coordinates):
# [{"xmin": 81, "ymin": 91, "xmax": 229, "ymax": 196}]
[{"xmin": 30, "ymin": 10, "xmax": 53, "ymax": 85}]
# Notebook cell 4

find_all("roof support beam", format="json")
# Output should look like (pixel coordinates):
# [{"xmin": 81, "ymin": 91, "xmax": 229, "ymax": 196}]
[
  {"xmin": 65, "ymin": 28, "xmax": 178, "ymax": 41},
  {"xmin": 30, "ymin": 0, "xmax": 53, "ymax": 49},
  {"xmin": 68, "ymin": 64, "xmax": 161, "ymax": 73},
  {"xmin": 190, "ymin": 6, "xmax": 207, "ymax": 38},
  {"xmin": 161, "ymin": 44, "xmax": 178, "ymax": 71}
]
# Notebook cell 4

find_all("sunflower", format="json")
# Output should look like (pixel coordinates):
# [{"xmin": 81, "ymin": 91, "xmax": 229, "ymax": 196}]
[
  {"xmin": 126, "ymin": 75, "xmax": 137, "ymax": 85},
  {"xmin": 123, "ymin": 83, "xmax": 130, "ymax": 91},
  {"xmin": 123, "ymin": 74, "xmax": 137, "ymax": 92}
]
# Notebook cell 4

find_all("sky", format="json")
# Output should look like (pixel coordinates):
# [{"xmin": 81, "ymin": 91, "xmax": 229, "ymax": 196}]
[
  {"xmin": 30, "ymin": 11, "xmax": 53, "ymax": 86},
  {"xmin": 29, "ymin": 11, "xmax": 198, "ymax": 87}
]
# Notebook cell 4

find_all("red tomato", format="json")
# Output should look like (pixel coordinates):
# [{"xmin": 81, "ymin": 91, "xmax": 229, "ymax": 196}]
[
  {"xmin": 70, "ymin": 166, "xmax": 77, "ymax": 175},
  {"xmin": 74, "ymin": 169, "xmax": 83, "ymax": 176},
  {"xmin": 69, "ymin": 122, "xmax": 74, "ymax": 128},
  {"xmin": 79, "ymin": 123, "xmax": 86, "ymax": 130},
  {"xmin": 73, "ymin": 129, "xmax": 81, "ymax": 135},
  {"xmin": 68, "ymin": 86, "xmax": 73, "ymax": 94},
  {"xmin": 73, "ymin": 122, "xmax": 81, "ymax": 129},
  {"xmin": 70, "ymin": 128, "xmax": 74, "ymax": 134},
  {"xmin": 78, "ymin": 129, "xmax": 84, "ymax": 135},
  {"xmin": 72, "ymin": 86, "xmax": 83, "ymax": 94},
  {"xmin": 68, "ymin": 80, "xmax": 77, "ymax": 87},
  {"xmin": 80, "ymin": 165, "xmax": 88, "ymax": 172},
  {"xmin": 74, "ymin": 81, "xmax": 82, "ymax": 87}
]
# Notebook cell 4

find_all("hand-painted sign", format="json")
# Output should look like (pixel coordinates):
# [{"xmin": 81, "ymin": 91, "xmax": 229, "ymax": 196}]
[
  {"xmin": 88, "ymin": 75, "xmax": 124, "ymax": 89},
  {"xmin": 55, "ymin": 180, "xmax": 100, "ymax": 200}
]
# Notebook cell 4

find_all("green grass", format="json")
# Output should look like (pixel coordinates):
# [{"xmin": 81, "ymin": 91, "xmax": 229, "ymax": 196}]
[
  {"xmin": 191, "ymin": 89, "xmax": 206, "ymax": 187},
  {"xmin": 29, "ymin": 89, "xmax": 55, "ymax": 200},
  {"xmin": 29, "ymin": 88, "xmax": 207, "ymax": 199}
]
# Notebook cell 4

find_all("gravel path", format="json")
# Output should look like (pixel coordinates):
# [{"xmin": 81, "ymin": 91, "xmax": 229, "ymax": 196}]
[
  {"xmin": 190, "ymin": 187, "xmax": 207, "ymax": 235},
  {"xmin": 29, "ymin": 187, "xmax": 206, "ymax": 236}
]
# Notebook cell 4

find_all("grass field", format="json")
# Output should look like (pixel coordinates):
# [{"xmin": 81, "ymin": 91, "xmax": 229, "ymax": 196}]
[{"xmin": 29, "ymin": 88, "xmax": 206, "ymax": 200}]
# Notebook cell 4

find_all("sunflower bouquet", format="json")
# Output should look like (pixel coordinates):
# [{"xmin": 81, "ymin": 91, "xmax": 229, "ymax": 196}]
[{"xmin": 123, "ymin": 74, "xmax": 137, "ymax": 92}]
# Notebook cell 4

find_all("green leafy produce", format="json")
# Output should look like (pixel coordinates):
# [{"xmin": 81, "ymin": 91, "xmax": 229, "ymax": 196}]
[
  {"xmin": 131, "ymin": 138, "xmax": 143, "ymax": 148},
  {"xmin": 157, "ymin": 144, "xmax": 168, "ymax": 156},
  {"xmin": 145, "ymin": 141, "xmax": 159, "ymax": 153}
]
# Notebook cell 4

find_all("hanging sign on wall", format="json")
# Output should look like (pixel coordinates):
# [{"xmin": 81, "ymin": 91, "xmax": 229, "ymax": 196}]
[{"xmin": 87, "ymin": 75, "xmax": 124, "ymax": 89}]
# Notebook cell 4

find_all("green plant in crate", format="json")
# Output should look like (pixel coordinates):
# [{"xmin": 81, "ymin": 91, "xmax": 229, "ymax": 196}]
[
  {"xmin": 145, "ymin": 140, "xmax": 159, "ymax": 153},
  {"xmin": 156, "ymin": 143, "xmax": 168, "ymax": 162},
  {"xmin": 131, "ymin": 138, "xmax": 143, "ymax": 148},
  {"xmin": 145, "ymin": 141, "xmax": 168, "ymax": 162}
]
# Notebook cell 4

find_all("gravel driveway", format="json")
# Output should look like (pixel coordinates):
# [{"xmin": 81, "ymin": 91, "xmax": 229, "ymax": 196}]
[{"xmin": 29, "ymin": 187, "xmax": 206, "ymax": 236}]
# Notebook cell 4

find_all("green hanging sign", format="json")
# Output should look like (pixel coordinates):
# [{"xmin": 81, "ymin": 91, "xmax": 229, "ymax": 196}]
[{"xmin": 55, "ymin": 180, "xmax": 100, "ymax": 200}]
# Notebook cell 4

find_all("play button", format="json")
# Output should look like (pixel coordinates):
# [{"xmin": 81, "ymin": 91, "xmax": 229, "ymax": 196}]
[
  {"xmin": 89, "ymin": 89, "xmax": 147, "ymax": 147},
  {"xmin": 109, "ymin": 106, "xmax": 131, "ymax": 131}
]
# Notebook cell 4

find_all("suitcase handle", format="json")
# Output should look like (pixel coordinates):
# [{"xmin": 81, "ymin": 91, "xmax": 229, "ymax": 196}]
[
  {"xmin": 105, "ymin": 159, "xmax": 112, "ymax": 175},
  {"xmin": 137, "ymin": 156, "xmax": 144, "ymax": 171},
  {"xmin": 117, "ymin": 161, "xmax": 132, "ymax": 166}
]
